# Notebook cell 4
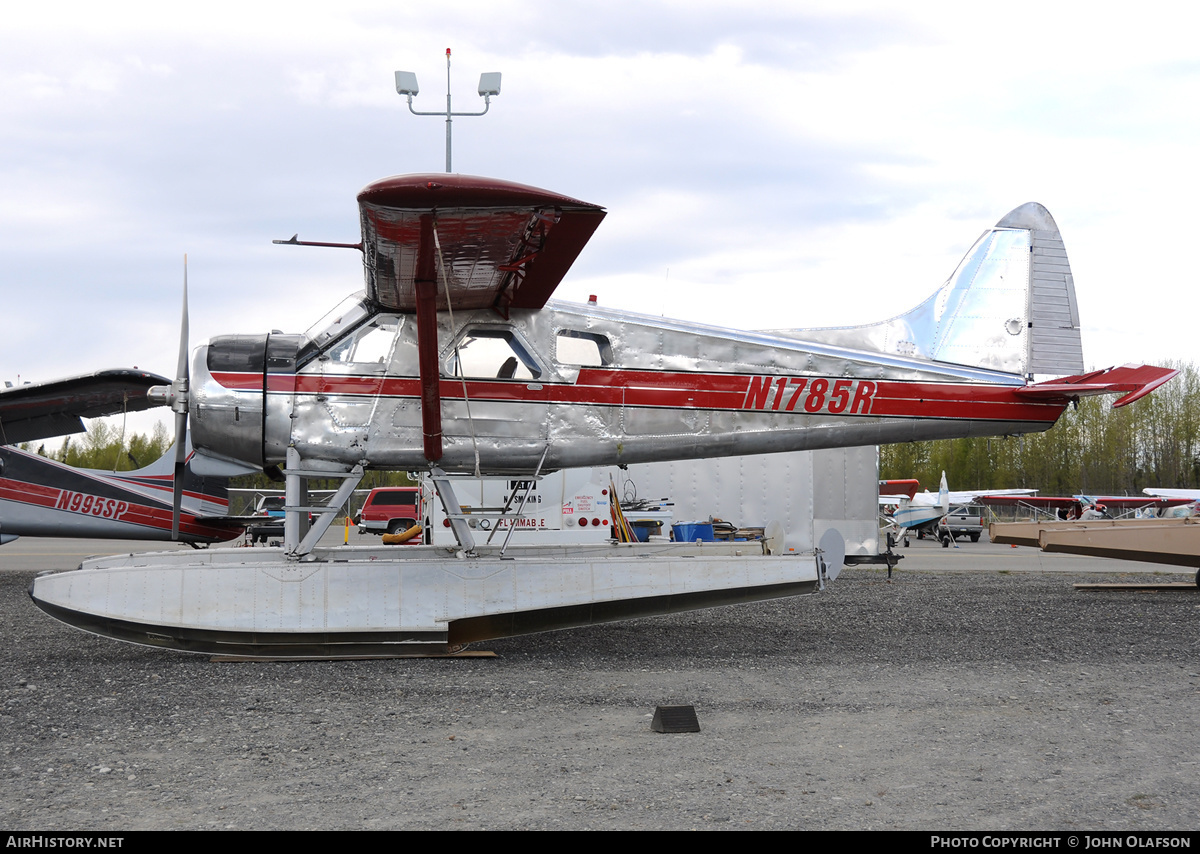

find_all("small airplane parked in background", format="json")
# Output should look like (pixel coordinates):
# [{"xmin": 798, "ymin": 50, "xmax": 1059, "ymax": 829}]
[
  {"xmin": 882, "ymin": 471, "xmax": 1035, "ymax": 546},
  {"xmin": 989, "ymin": 493, "xmax": 1200, "ymax": 586},
  {"xmin": 0, "ymin": 370, "xmax": 241, "ymax": 546},
  {"xmin": 978, "ymin": 493, "xmax": 1194, "ymax": 522}
]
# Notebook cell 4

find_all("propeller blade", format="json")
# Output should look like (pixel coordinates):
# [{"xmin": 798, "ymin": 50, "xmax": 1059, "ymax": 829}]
[
  {"xmin": 171, "ymin": 411, "xmax": 186, "ymax": 540},
  {"xmin": 176, "ymin": 254, "xmax": 190, "ymax": 387},
  {"xmin": 170, "ymin": 255, "xmax": 190, "ymax": 541}
]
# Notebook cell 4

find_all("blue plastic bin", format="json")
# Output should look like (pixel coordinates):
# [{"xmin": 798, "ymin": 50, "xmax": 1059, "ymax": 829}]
[
  {"xmin": 672, "ymin": 522, "xmax": 715, "ymax": 542},
  {"xmin": 630, "ymin": 520, "xmax": 661, "ymax": 543}
]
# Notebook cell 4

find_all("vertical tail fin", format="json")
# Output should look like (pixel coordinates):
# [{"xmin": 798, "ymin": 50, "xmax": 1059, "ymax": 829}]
[
  {"xmin": 997, "ymin": 203, "xmax": 1083, "ymax": 376},
  {"xmin": 790, "ymin": 203, "xmax": 1085, "ymax": 378},
  {"xmin": 84, "ymin": 431, "xmax": 230, "ymax": 513}
]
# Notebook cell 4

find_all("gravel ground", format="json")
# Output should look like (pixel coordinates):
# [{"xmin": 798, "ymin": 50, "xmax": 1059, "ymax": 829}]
[{"xmin": 2, "ymin": 546, "xmax": 1199, "ymax": 831}]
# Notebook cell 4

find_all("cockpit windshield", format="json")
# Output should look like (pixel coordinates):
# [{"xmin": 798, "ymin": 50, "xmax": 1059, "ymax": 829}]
[{"xmin": 297, "ymin": 291, "xmax": 374, "ymax": 365}]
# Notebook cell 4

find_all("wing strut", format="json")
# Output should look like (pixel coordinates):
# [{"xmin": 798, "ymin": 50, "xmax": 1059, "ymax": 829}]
[
  {"xmin": 414, "ymin": 215, "xmax": 485, "ymax": 473},
  {"xmin": 414, "ymin": 215, "xmax": 443, "ymax": 462}
]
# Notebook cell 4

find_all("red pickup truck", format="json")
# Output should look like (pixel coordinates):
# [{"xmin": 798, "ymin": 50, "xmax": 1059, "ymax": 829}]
[{"xmin": 357, "ymin": 487, "xmax": 424, "ymax": 541}]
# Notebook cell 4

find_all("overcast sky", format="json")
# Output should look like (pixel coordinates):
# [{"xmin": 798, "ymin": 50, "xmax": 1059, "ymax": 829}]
[{"xmin": 3, "ymin": 1, "xmax": 1195, "ymax": 438}]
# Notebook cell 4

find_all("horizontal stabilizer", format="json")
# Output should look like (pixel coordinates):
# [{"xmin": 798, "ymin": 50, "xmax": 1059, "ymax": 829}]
[{"xmin": 1015, "ymin": 364, "xmax": 1178, "ymax": 408}]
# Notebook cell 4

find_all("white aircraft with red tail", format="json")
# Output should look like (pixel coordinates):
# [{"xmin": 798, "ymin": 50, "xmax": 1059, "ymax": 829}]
[{"xmin": 29, "ymin": 173, "xmax": 1176, "ymax": 657}]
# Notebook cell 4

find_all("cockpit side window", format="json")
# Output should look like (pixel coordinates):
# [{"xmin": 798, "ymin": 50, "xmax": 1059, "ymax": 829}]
[
  {"xmin": 556, "ymin": 330, "xmax": 613, "ymax": 366},
  {"xmin": 446, "ymin": 327, "xmax": 542, "ymax": 380},
  {"xmin": 326, "ymin": 317, "xmax": 399, "ymax": 365}
]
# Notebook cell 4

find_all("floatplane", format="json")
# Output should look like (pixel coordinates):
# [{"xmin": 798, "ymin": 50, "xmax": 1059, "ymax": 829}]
[{"xmin": 28, "ymin": 174, "xmax": 1177, "ymax": 657}]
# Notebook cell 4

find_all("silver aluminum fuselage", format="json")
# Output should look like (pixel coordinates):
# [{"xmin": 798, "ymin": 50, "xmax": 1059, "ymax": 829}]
[{"xmin": 188, "ymin": 299, "xmax": 1056, "ymax": 476}]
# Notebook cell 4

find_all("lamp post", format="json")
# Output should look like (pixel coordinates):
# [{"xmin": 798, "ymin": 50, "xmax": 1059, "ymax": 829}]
[{"xmin": 396, "ymin": 49, "xmax": 501, "ymax": 173}]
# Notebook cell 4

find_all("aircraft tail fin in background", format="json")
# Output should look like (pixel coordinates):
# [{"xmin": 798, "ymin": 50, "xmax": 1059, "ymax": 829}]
[
  {"xmin": 789, "ymin": 203, "xmax": 1084, "ymax": 379},
  {"xmin": 939, "ymin": 471, "xmax": 949, "ymax": 516},
  {"xmin": 79, "ymin": 431, "xmax": 230, "ymax": 513}
]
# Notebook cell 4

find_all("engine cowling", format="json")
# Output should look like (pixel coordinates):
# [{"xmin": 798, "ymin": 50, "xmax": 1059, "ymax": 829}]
[{"xmin": 190, "ymin": 333, "xmax": 302, "ymax": 469}]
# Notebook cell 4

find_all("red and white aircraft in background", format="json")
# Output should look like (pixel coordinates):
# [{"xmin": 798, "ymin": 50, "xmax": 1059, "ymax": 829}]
[
  {"xmin": 0, "ymin": 371, "xmax": 241, "ymax": 546},
  {"xmin": 29, "ymin": 173, "xmax": 1178, "ymax": 657},
  {"xmin": 988, "ymin": 491, "xmax": 1200, "ymax": 586},
  {"xmin": 980, "ymin": 493, "xmax": 1195, "ymax": 521}
]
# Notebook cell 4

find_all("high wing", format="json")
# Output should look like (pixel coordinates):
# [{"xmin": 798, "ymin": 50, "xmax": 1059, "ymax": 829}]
[
  {"xmin": 979, "ymin": 495, "xmax": 1087, "ymax": 508},
  {"xmin": 907, "ymin": 487, "xmax": 1036, "ymax": 507},
  {"xmin": 0, "ymin": 369, "xmax": 170, "ymax": 445},
  {"xmin": 980, "ymin": 495, "xmax": 1191, "ymax": 508},
  {"xmin": 947, "ymin": 488, "xmax": 1037, "ymax": 505},
  {"xmin": 1143, "ymin": 488, "xmax": 1200, "ymax": 501},
  {"xmin": 351, "ymin": 173, "xmax": 606, "ymax": 463},
  {"xmin": 358, "ymin": 173, "xmax": 606, "ymax": 314},
  {"xmin": 979, "ymin": 494, "xmax": 1193, "ymax": 520}
]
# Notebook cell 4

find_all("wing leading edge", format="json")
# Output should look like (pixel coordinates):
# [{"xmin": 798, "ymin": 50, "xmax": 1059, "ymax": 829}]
[{"xmin": 0, "ymin": 369, "xmax": 171, "ymax": 445}]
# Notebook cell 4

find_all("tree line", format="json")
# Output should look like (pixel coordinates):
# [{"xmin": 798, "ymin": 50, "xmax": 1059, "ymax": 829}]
[
  {"xmin": 22, "ymin": 420, "xmax": 172, "ymax": 472},
  {"xmin": 880, "ymin": 360, "xmax": 1200, "ymax": 494}
]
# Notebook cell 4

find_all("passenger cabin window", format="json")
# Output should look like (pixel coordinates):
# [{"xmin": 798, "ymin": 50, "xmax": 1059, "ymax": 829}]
[
  {"xmin": 556, "ymin": 330, "xmax": 612, "ymax": 366},
  {"xmin": 447, "ymin": 328, "xmax": 542, "ymax": 380},
  {"xmin": 326, "ymin": 317, "xmax": 398, "ymax": 365}
]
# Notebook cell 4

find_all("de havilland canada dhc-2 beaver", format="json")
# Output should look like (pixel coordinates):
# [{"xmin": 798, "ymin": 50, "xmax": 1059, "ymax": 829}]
[{"xmin": 29, "ymin": 173, "xmax": 1176, "ymax": 657}]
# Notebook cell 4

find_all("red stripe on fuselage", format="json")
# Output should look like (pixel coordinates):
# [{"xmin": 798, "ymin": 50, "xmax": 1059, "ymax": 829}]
[{"xmin": 211, "ymin": 369, "xmax": 1065, "ymax": 424}]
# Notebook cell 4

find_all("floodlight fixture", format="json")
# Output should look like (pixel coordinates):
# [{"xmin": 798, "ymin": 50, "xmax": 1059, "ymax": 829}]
[
  {"xmin": 394, "ymin": 71, "xmax": 419, "ymax": 97},
  {"xmin": 477, "ymin": 72, "xmax": 501, "ymax": 97},
  {"xmin": 396, "ymin": 48, "xmax": 502, "ymax": 173}
]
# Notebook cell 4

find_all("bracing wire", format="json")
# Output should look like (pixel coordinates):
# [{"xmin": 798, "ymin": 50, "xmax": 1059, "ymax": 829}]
[{"xmin": 432, "ymin": 221, "xmax": 482, "ymax": 479}]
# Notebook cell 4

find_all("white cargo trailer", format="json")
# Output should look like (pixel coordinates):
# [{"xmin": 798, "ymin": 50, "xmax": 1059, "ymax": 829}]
[{"xmin": 427, "ymin": 446, "xmax": 881, "ymax": 561}]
